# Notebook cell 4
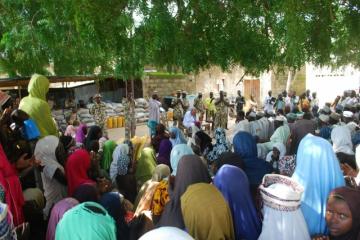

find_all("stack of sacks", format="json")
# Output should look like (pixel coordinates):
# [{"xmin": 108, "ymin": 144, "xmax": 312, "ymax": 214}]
[
  {"xmin": 78, "ymin": 108, "xmax": 96, "ymax": 127},
  {"xmin": 135, "ymin": 98, "xmax": 149, "ymax": 123},
  {"xmin": 52, "ymin": 109, "xmax": 67, "ymax": 132}
]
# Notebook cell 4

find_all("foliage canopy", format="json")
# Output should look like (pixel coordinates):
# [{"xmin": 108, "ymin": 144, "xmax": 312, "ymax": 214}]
[{"xmin": 0, "ymin": 0, "xmax": 359, "ymax": 78}]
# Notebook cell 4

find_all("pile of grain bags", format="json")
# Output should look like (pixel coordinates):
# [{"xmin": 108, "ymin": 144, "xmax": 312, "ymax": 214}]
[
  {"xmin": 78, "ymin": 107, "xmax": 96, "ymax": 127},
  {"xmin": 134, "ymin": 98, "xmax": 149, "ymax": 123},
  {"xmin": 52, "ymin": 109, "xmax": 67, "ymax": 132}
]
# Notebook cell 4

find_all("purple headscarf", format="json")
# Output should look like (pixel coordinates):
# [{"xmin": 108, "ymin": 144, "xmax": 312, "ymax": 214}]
[
  {"xmin": 157, "ymin": 139, "xmax": 172, "ymax": 169},
  {"xmin": 46, "ymin": 198, "xmax": 79, "ymax": 240},
  {"xmin": 75, "ymin": 124, "xmax": 87, "ymax": 144}
]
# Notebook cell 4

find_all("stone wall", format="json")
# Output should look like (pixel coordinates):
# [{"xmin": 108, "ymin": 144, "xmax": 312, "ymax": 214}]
[
  {"xmin": 271, "ymin": 66, "xmax": 306, "ymax": 96},
  {"xmin": 142, "ymin": 75, "xmax": 196, "ymax": 98}
]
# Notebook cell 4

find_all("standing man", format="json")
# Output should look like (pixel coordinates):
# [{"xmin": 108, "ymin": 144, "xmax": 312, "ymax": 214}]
[
  {"xmin": 90, "ymin": 93, "xmax": 107, "ymax": 132},
  {"xmin": 214, "ymin": 91, "xmax": 230, "ymax": 129},
  {"xmin": 235, "ymin": 90, "xmax": 246, "ymax": 116},
  {"xmin": 123, "ymin": 92, "xmax": 136, "ymax": 140},
  {"xmin": 264, "ymin": 90, "xmax": 275, "ymax": 114},
  {"xmin": 205, "ymin": 92, "xmax": 216, "ymax": 130},
  {"xmin": 171, "ymin": 90, "xmax": 183, "ymax": 127},
  {"xmin": 148, "ymin": 91, "xmax": 161, "ymax": 137},
  {"xmin": 181, "ymin": 91, "xmax": 190, "ymax": 114},
  {"xmin": 193, "ymin": 92, "xmax": 205, "ymax": 121}
]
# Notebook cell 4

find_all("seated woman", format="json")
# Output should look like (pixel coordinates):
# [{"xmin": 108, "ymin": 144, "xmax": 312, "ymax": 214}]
[
  {"xmin": 34, "ymin": 136, "xmax": 67, "ymax": 219},
  {"xmin": 181, "ymin": 183, "xmax": 235, "ymax": 240},
  {"xmin": 55, "ymin": 202, "xmax": 116, "ymax": 240},
  {"xmin": 323, "ymin": 187, "xmax": 360, "ymax": 240},
  {"xmin": 65, "ymin": 149, "xmax": 96, "ymax": 196},
  {"xmin": 168, "ymin": 127, "xmax": 187, "ymax": 147}
]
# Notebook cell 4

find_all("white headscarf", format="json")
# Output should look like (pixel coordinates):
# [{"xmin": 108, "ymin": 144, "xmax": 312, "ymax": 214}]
[
  {"xmin": 265, "ymin": 142, "xmax": 286, "ymax": 163},
  {"xmin": 258, "ymin": 174, "xmax": 310, "ymax": 240},
  {"xmin": 331, "ymin": 126, "xmax": 354, "ymax": 155},
  {"xmin": 187, "ymin": 125, "xmax": 200, "ymax": 147},
  {"xmin": 139, "ymin": 227, "xmax": 194, "ymax": 240},
  {"xmin": 34, "ymin": 135, "xmax": 64, "ymax": 172}
]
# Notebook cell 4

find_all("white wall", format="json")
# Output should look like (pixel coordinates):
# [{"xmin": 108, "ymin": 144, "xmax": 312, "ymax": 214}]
[{"xmin": 306, "ymin": 63, "xmax": 360, "ymax": 107}]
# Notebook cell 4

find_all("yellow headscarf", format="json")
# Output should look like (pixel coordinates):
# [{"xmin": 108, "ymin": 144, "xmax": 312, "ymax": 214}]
[
  {"xmin": 28, "ymin": 74, "xmax": 49, "ymax": 101},
  {"xmin": 181, "ymin": 183, "xmax": 235, "ymax": 240}
]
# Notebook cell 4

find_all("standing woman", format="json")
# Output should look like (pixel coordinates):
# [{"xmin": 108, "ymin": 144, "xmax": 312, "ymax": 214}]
[
  {"xmin": 66, "ymin": 149, "xmax": 96, "ymax": 196},
  {"xmin": 292, "ymin": 134, "xmax": 345, "ymax": 236},
  {"xmin": 19, "ymin": 74, "xmax": 58, "ymax": 137}
]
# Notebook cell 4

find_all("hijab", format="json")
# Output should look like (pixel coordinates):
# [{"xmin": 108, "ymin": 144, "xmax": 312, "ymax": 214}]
[
  {"xmin": 100, "ymin": 192, "xmax": 129, "ymax": 240},
  {"xmin": 215, "ymin": 152, "xmax": 245, "ymax": 174},
  {"xmin": 207, "ymin": 128, "xmax": 230, "ymax": 162},
  {"xmin": 46, "ymin": 198, "xmax": 79, "ymax": 240},
  {"xmin": 292, "ymin": 134, "xmax": 345, "ymax": 236},
  {"xmin": 214, "ymin": 165, "xmax": 261, "ymax": 240},
  {"xmin": 265, "ymin": 142, "xmax": 286, "ymax": 163},
  {"xmin": 332, "ymin": 126, "xmax": 354, "ymax": 155},
  {"xmin": 139, "ymin": 227, "xmax": 194, "ymax": 240},
  {"xmin": 73, "ymin": 184, "xmax": 99, "ymax": 203},
  {"xmin": 0, "ymin": 144, "xmax": 24, "ymax": 226},
  {"xmin": 55, "ymin": 202, "xmax": 116, "ymax": 240},
  {"xmin": 135, "ymin": 147, "xmax": 157, "ymax": 187},
  {"xmin": 158, "ymin": 155, "xmax": 211, "ymax": 228},
  {"xmin": 157, "ymin": 139, "xmax": 172, "ymax": 168},
  {"xmin": 181, "ymin": 183, "xmax": 235, "ymax": 240},
  {"xmin": 66, "ymin": 149, "xmax": 96, "ymax": 196},
  {"xmin": 169, "ymin": 127, "xmax": 187, "ymax": 147},
  {"xmin": 152, "ymin": 164, "xmax": 171, "ymax": 182},
  {"xmin": 101, "ymin": 140, "xmax": 117, "ymax": 171},
  {"xmin": 170, "ymin": 144, "xmax": 194, "ymax": 176},
  {"xmin": 75, "ymin": 124, "xmax": 87, "ymax": 144},
  {"xmin": 258, "ymin": 174, "xmax": 310, "ymax": 240},
  {"xmin": 328, "ymin": 187, "xmax": 360, "ymax": 240},
  {"xmin": 195, "ymin": 131, "xmax": 213, "ymax": 154},
  {"xmin": 233, "ymin": 131, "xmax": 272, "ymax": 186},
  {"xmin": 85, "ymin": 126, "xmax": 102, "ymax": 151},
  {"xmin": 109, "ymin": 144, "xmax": 130, "ymax": 181}
]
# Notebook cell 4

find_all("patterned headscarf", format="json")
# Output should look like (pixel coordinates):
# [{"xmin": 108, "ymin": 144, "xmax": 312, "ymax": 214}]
[
  {"xmin": 0, "ymin": 185, "xmax": 4, "ymax": 203},
  {"xmin": 110, "ymin": 144, "xmax": 130, "ymax": 181},
  {"xmin": 207, "ymin": 128, "xmax": 230, "ymax": 162}
]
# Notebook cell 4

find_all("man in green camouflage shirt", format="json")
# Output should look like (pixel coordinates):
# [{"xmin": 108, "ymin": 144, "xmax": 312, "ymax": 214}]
[
  {"xmin": 194, "ymin": 92, "xmax": 205, "ymax": 121},
  {"xmin": 90, "ymin": 94, "xmax": 107, "ymax": 132},
  {"xmin": 172, "ymin": 90, "xmax": 183, "ymax": 127}
]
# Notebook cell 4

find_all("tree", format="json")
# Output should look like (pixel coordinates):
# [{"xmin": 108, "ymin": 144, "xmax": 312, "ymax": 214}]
[{"xmin": 0, "ymin": 0, "xmax": 359, "ymax": 78}]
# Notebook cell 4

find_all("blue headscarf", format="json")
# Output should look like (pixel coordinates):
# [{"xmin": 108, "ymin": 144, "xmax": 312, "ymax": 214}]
[
  {"xmin": 214, "ymin": 165, "xmax": 261, "ymax": 240},
  {"xmin": 99, "ymin": 192, "xmax": 129, "ymax": 240},
  {"xmin": 169, "ymin": 127, "xmax": 187, "ymax": 147},
  {"xmin": 207, "ymin": 128, "xmax": 230, "ymax": 162},
  {"xmin": 292, "ymin": 134, "xmax": 345, "ymax": 236},
  {"xmin": 170, "ymin": 144, "xmax": 194, "ymax": 175},
  {"xmin": 233, "ymin": 131, "xmax": 272, "ymax": 185}
]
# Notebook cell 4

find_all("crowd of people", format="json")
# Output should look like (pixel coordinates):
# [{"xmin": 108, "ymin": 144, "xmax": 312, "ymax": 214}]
[{"xmin": 0, "ymin": 73, "xmax": 359, "ymax": 240}]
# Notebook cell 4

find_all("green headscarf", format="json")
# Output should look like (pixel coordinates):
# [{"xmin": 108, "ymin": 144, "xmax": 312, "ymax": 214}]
[
  {"xmin": 135, "ymin": 147, "xmax": 157, "ymax": 188},
  {"xmin": 101, "ymin": 140, "xmax": 117, "ymax": 171},
  {"xmin": 55, "ymin": 202, "xmax": 116, "ymax": 240},
  {"xmin": 28, "ymin": 74, "xmax": 49, "ymax": 101},
  {"xmin": 19, "ymin": 74, "xmax": 58, "ymax": 137}
]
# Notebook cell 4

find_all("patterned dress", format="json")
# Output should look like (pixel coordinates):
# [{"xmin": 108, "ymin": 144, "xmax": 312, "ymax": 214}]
[
  {"xmin": 123, "ymin": 98, "xmax": 136, "ymax": 140},
  {"xmin": 90, "ymin": 102, "xmax": 107, "ymax": 131}
]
